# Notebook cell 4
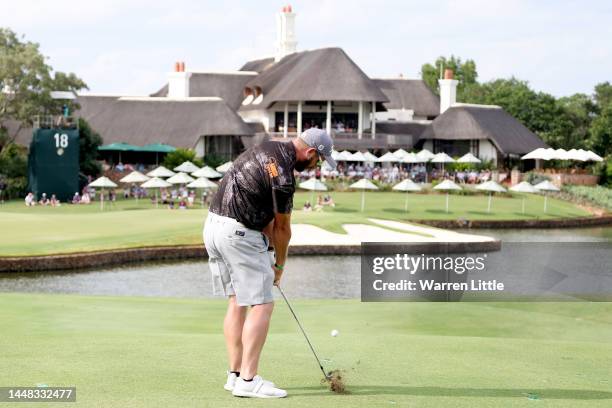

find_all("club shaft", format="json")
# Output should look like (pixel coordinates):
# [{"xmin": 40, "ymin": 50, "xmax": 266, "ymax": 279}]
[{"xmin": 277, "ymin": 286, "xmax": 328, "ymax": 378}]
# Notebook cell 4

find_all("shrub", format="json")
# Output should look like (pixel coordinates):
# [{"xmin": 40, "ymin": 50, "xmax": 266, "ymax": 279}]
[
  {"xmin": 203, "ymin": 153, "xmax": 226, "ymax": 169},
  {"xmin": 525, "ymin": 172, "xmax": 550, "ymax": 185},
  {"xmin": 0, "ymin": 143, "xmax": 28, "ymax": 199},
  {"xmin": 561, "ymin": 185, "xmax": 612, "ymax": 210},
  {"xmin": 592, "ymin": 155, "xmax": 611, "ymax": 187},
  {"xmin": 163, "ymin": 148, "xmax": 203, "ymax": 170}
]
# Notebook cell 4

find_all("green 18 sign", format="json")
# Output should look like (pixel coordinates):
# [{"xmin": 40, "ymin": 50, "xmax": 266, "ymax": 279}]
[{"xmin": 54, "ymin": 132, "xmax": 69, "ymax": 156}]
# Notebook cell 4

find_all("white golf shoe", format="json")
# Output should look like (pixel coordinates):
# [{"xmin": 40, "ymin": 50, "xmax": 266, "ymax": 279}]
[
  {"xmin": 224, "ymin": 371, "xmax": 276, "ymax": 392},
  {"xmin": 232, "ymin": 375, "xmax": 287, "ymax": 398}
]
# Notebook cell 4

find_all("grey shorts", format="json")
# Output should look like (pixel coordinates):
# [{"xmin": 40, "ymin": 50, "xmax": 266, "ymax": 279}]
[{"xmin": 203, "ymin": 212, "xmax": 274, "ymax": 306}]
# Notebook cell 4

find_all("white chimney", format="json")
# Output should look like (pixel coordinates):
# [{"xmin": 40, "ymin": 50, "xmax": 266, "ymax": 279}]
[
  {"xmin": 438, "ymin": 68, "xmax": 458, "ymax": 114},
  {"xmin": 275, "ymin": 5, "xmax": 297, "ymax": 62},
  {"xmin": 167, "ymin": 61, "xmax": 191, "ymax": 98}
]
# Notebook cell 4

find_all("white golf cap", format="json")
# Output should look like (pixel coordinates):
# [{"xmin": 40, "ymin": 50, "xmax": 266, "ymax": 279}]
[{"xmin": 298, "ymin": 128, "xmax": 337, "ymax": 169}]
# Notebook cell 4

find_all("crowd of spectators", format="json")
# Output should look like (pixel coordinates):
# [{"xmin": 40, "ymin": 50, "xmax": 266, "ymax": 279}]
[{"xmin": 295, "ymin": 163, "xmax": 505, "ymax": 186}]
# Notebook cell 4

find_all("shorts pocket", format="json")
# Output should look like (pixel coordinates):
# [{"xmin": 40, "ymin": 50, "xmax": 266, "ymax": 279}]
[
  {"xmin": 228, "ymin": 227, "xmax": 267, "ymax": 253},
  {"xmin": 209, "ymin": 257, "xmax": 232, "ymax": 295}
]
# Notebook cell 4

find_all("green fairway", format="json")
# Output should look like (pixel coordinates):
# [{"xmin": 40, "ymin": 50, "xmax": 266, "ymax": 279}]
[
  {"xmin": 0, "ymin": 191, "xmax": 591, "ymax": 256},
  {"xmin": 0, "ymin": 293, "xmax": 611, "ymax": 407}
]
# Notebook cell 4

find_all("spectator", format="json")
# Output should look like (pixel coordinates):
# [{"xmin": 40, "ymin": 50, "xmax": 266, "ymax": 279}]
[
  {"xmin": 81, "ymin": 192, "xmax": 91, "ymax": 204},
  {"xmin": 50, "ymin": 194, "xmax": 59, "ymax": 207},
  {"xmin": 39, "ymin": 193, "xmax": 49, "ymax": 206},
  {"xmin": 303, "ymin": 201, "xmax": 312, "ymax": 212},
  {"xmin": 323, "ymin": 194, "xmax": 335, "ymax": 207},
  {"xmin": 72, "ymin": 192, "xmax": 81, "ymax": 204},
  {"xmin": 25, "ymin": 192, "xmax": 35, "ymax": 206}
]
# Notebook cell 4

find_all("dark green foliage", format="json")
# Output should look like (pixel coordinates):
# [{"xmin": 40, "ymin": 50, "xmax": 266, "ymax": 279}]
[
  {"xmin": 162, "ymin": 148, "xmax": 203, "ymax": 170},
  {"xmin": 78, "ymin": 118, "xmax": 102, "ymax": 178}
]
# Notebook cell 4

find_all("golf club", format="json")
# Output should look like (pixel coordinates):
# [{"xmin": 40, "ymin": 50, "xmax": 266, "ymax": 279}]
[{"xmin": 277, "ymin": 285, "xmax": 330, "ymax": 380}]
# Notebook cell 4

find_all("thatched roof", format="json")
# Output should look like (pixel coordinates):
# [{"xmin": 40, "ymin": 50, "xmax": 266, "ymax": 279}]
[
  {"xmin": 242, "ymin": 48, "xmax": 388, "ymax": 109},
  {"xmin": 150, "ymin": 72, "xmax": 257, "ymax": 110},
  {"xmin": 239, "ymin": 57, "xmax": 276, "ymax": 73},
  {"xmin": 376, "ymin": 121, "xmax": 429, "ymax": 138},
  {"xmin": 419, "ymin": 104, "xmax": 547, "ymax": 155},
  {"xmin": 78, "ymin": 96, "xmax": 252, "ymax": 148},
  {"xmin": 372, "ymin": 79, "xmax": 440, "ymax": 117}
]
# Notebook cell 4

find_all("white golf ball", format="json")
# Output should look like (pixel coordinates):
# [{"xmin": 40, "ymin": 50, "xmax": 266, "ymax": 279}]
[{"xmin": 331, "ymin": 329, "xmax": 339, "ymax": 337}]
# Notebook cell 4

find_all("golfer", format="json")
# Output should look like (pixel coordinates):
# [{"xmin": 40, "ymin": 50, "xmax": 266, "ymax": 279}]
[{"xmin": 204, "ymin": 128, "xmax": 336, "ymax": 398}]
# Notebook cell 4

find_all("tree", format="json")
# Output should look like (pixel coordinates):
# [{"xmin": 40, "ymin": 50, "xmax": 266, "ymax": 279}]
[
  {"xmin": 589, "ymin": 104, "xmax": 612, "ymax": 157},
  {"xmin": 78, "ymin": 118, "xmax": 103, "ymax": 178},
  {"xmin": 0, "ymin": 142, "xmax": 28, "ymax": 199},
  {"xmin": 557, "ymin": 93, "xmax": 597, "ymax": 150},
  {"xmin": 421, "ymin": 55, "xmax": 479, "ymax": 100},
  {"xmin": 594, "ymin": 81, "xmax": 612, "ymax": 111},
  {"xmin": 0, "ymin": 27, "xmax": 87, "ymax": 154},
  {"xmin": 163, "ymin": 148, "xmax": 203, "ymax": 170}
]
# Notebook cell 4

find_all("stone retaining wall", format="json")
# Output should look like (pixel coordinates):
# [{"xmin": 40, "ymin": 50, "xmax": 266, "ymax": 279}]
[
  {"xmin": 413, "ymin": 215, "xmax": 612, "ymax": 229},
  {"xmin": 0, "ymin": 241, "xmax": 501, "ymax": 273}
]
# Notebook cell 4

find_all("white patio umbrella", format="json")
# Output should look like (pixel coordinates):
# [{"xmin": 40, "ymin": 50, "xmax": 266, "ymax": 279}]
[
  {"xmin": 416, "ymin": 149, "xmax": 435, "ymax": 161},
  {"xmin": 187, "ymin": 177, "xmax": 218, "ymax": 207},
  {"xmin": 119, "ymin": 171, "xmax": 150, "ymax": 204},
  {"xmin": 553, "ymin": 148, "xmax": 572, "ymax": 160},
  {"xmin": 174, "ymin": 161, "xmax": 200, "ymax": 173},
  {"xmin": 362, "ymin": 151, "xmax": 379, "ymax": 163},
  {"xmin": 534, "ymin": 180, "xmax": 560, "ymax": 213},
  {"xmin": 119, "ymin": 170, "xmax": 149, "ymax": 183},
  {"xmin": 509, "ymin": 181, "xmax": 538, "ymax": 214},
  {"xmin": 415, "ymin": 149, "xmax": 435, "ymax": 183},
  {"xmin": 393, "ymin": 179, "xmax": 422, "ymax": 212},
  {"xmin": 166, "ymin": 172, "xmax": 195, "ymax": 185},
  {"xmin": 565, "ymin": 149, "xmax": 586, "ymax": 161},
  {"xmin": 141, "ymin": 177, "xmax": 172, "ymax": 208},
  {"xmin": 331, "ymin": 150, "xmax": 340, "ymax": 160},
  {"xmin": 337, "ymin": 150, "xmax": 353, "ymax": 161},
  {"xmin": 392, "ymin": 148, "xmax": 409, "ymax": 160},
  {"xmin": 347, "ymin": 151, "xmax": 367, "ymax": 162},
  {"xmin": 431, "ymin": 152, "xmax": 455, "ymax": 172},
  {"xmin": 147, "ymin": 166, "xmax": 176, "ymax": 178},
  {"xmin": 401, "ymin": 152, "xmax": 420, "ymax": 163},
  {"xmin": 457, "ymin": 152, "xmax": 481, "ymax": 163},
  {"xmin": 192, "ymin": 166, "xmax": 222, "ymax": 179},
  {"xmin": 377, "ymin": 151, "xmax": 399, "ymax": 162},
  {"xmin": 299, "ymin": 177, "xmax": 328, "ymax": 205},
  {"xmin": 584, "ymin": 150, "xmax": 604, "ymax": 162},
  {"xmin": 433, "ymin": 179, "xmax": 462, "ymax": 213},
  {"xmin": 349, "ymin": 178, "xmax": 379, "ymax": 211},
  {"xmin": 187, "ymin": 177, "xmax": 217, "ymax": 189},
  {"xmin": 216, "ymin": 161, "xmax": 233, "ymax": 173},
  {"xmin": 89, "ymin": 176, "xmax": 118, "ymax": 210},
  {"xmin": 521, "ymin": 148, "xmax": 555, "ymax": 161},
  {"xmin": 475, "ymin": 180, "xmax": 507, "ymax": 213}
]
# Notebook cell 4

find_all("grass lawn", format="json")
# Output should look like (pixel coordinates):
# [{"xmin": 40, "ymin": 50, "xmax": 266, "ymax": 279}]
[
  {"xmin": 0, "ymin": 293, "xmax": 611, "ymax": 407},
  {"xmin": 0, "ymin": 192, "xmax": 591, "ymax": 256}
]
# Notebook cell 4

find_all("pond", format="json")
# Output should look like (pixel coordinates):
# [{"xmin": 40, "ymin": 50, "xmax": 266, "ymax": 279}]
[{"xmin": 0, "ymin": 228, "xmax": 610, "ymax": 299}]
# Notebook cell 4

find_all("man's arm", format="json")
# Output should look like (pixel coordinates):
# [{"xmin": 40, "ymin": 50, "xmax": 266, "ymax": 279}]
[{"xmin": 272, "ymin": 212, "xmax": 291, "ymax": 286}]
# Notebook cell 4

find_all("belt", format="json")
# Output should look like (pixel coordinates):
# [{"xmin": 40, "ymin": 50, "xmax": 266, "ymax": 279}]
[{"xmin": 208, "ymin": 211, "xmax": 248, "ymax": 229}]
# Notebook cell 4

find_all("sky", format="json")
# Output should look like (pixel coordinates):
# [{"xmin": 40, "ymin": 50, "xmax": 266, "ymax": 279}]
[{"xmin": 2, "ymin": 0, "xmax": 611, "ymax": 98}]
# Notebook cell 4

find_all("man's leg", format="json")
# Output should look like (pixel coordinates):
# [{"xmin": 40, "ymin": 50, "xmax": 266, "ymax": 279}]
[
  {"xmin": 240, "ymin": 302, "xmax": 275, "ymax": 379},
  {"xmin": 224, "ymin": 295, "xmax": 247, "ymax": 372}
]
